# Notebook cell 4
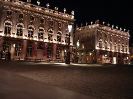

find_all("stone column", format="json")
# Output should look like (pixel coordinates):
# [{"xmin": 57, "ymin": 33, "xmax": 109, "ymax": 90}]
[
  {"xmin": 61, "ymin": 47, "xmax": 65, "ymax": 63},
  {"xmin": 32, "ymin": 42, "xmax": 37, "ymax": 60},
  {"xmin": 22, "ymin": 40, "xmax": 27, "ymax": 60},
  {"xmin": 0, "ymin": 37, "xmax": 4, "ymax": 51},
  {"xmin": 53, "ymin": 43, "xmax": 57, "ymax": 62},
  {"xmin": 10, "ymin": 44, "xmax": 15, "ymax": 60},
  {"xmin": 44, "ymin": 43, "xmax": 48, "ymax": 61}
]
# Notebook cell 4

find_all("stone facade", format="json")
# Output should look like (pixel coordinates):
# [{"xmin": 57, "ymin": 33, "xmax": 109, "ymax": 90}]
[
  {"xmin": 0, "ymin": 0, "xmax": 74, "ymax": 62},
  {"xmin": 75, "ymin": 20, "xmax": 130, "ymax": 64}
]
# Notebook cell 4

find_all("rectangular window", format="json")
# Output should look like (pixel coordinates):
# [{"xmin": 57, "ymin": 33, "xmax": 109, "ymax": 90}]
[
  {"xmin": 56, "ymin": 46, "xmax": 61, "ymax": 59},
  {"xmin": 65, "ymin": 37, "xmax": 69, "ymax": 44},
  {"xmin": 57, "ymin": 35, "xmax": 61, "ymax": 42},
  {"xmin": 4, "ymin": 27, "xmax": 11, "ymax": 35},
  {"xmin": 27, "ymin": 45, "xmax": 32, "ymax": 57},
  {"xmin": 15, "ymin": 43, "xmax": 21, "ymax": 56},
  {"xmin": 47, "ymin": 44, "xmax": 52, "ymax": 58},
  {"xmin": 48, "ymin": 34, "xmax": 53, "ymax": 41},
  {"xmin": 99, "ymin": 41, "xmax": 102, "ymax": 48},
  {"xmin": 28, "ymin": 31, "xmax": 33, "ymax": 38},
  {"xmin": 38, "ymin": 33, "xmax": 43, "ymax": 39},
  {"xmin": 17, "ymin": 28, "xmax": 23, "ymax": 36}
]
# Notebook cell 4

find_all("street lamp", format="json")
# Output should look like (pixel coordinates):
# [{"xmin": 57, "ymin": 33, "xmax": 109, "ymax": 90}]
[{"xmin": 65, "ymin": 24, "xmax": 72, "ymax": 64}]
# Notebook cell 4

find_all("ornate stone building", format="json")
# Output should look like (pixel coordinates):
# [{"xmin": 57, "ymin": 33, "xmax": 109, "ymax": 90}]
[
  {"xmin": 0, "ymin": 0, "xmax": 74, "ymax": 62},
  {"xmin": 75, "ymin": 20, "xmax": 130, "ymax": 64}
]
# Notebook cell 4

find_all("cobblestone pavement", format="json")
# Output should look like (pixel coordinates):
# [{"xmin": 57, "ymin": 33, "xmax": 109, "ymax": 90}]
[{"xmin": 0, "ymin": 61, "xmax": 133, "ymax": 99}]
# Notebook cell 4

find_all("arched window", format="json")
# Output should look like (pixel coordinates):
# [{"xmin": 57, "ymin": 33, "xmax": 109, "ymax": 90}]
[
  {"xmin": 57, "ymin": 32, "xmax": 62, "ymax": 42},
  {"xmin": 48, "ymin": 29, "xmax": 53, "ymax": 41},
  {"xmin": 4, "ymin": 22, "xmax": 12, "ymax": 35},
  {"xmin": 38, "ymin": 27, "xmax": 44, "ymax": 39},
  {"xmin": 28, "ymin": 26, "xmax": 34, "ymax": 38},
  {"xmin": 16, "ymin": 24, "xmax": 23, "ymax": 36}
]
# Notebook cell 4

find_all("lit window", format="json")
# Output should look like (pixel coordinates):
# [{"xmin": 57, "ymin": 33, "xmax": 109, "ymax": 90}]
[
  {"xmin": 16, "ymin": 24, "xmax": 23, "ymax": 36},
  {"xmin": 48, "ymin": 29, "xmax": 53, "ymax": 41},
  {"xmin": 77, "ymin": 40, "xmax": 80, "ymax": 47},
  {"xmin": 38, "ymin": 28, "xmax": 44, "ymax": 39},
  {"xmin": 28, "ymin": 26, "xmax": 34, "ymax": 38},
  {"xmin": 125, "ymin": 46, "xmax": 128, "ymax": 52},
  {"xmin": 4, "ymin": 22, "xmax": 12, "ymax": 35},
  {"xmin": 99, "ymin": 40, "xmax": 102, "ymax": 48},
  {"xmin": 65, "ymin": 34, "xmax": 70, "ymax": 44},
  {"xmin": 15, "ymin": 43, "xmax": 21, "ymax": 56}
]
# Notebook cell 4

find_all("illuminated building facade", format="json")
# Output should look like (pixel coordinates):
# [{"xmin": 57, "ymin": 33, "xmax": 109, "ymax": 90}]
[
  {"xmin": 0, "ymin": 0, "xmax": 74, "ymax": 62},
  {"xmin": 75, "ymin": 20, "xmax": 130, "ymax": 64}
]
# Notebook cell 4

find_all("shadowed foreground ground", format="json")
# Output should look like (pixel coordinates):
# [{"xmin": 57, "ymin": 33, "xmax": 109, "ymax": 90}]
[{"xmin": 0, "ymin": 61, "xmax": 133, "ymax": 99}]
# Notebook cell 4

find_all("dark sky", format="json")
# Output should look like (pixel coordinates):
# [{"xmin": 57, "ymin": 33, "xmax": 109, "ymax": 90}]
[{"xmin": 22, "ymin": 0, "xmax": 133, "ymax": 44}]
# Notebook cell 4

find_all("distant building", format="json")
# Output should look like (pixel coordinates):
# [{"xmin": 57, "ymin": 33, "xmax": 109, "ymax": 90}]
[
  {"xmin": 74, "ymin": 20, "xmax": 130, "ymax": 64},
  {"xmin": 0, "ymin": 0, "xmax": 74, "ymax": 62},
  {"xmin": 129, "ymin": 47, "xmax": 133, "ymax": 64}
]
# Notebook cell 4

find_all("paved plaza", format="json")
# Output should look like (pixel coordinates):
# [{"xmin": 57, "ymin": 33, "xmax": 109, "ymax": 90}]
[{"xmin": 0, "ymin": 61, "xmax": 133, "ymax": 99}]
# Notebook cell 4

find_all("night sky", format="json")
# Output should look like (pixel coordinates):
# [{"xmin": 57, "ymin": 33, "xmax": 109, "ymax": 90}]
[{"xmin": 22, "ymin": 0, "xmax": 133, "ymax": 45}]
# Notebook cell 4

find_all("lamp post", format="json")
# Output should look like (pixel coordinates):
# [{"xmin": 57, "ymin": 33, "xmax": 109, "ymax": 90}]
[{"xmin": 65, "ymin": 25, "xmax": 72, "ymax": 64}]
